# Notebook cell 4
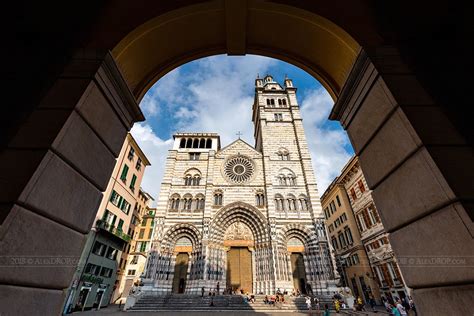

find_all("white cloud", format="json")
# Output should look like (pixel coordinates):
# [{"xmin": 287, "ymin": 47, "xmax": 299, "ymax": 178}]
[
  {"xmin": 130, "ymin": 123, "xmax": 173, "ymax": 201},
  {"xmin": 300, "ymin": 88, "xmax": 352, "ymax": 193},
  {"xmin": 132, "ymin": 55, "xmax": 352, "ymax": 199}
]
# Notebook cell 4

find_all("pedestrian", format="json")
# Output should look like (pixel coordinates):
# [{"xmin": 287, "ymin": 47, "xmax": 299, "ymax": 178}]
[
  {"xmin": 334, "ymin": 298, "xmax": 340, "ymax": 313},
  {"xmin": 396, "ymin": 299, "xmax": 408, "ymax": 315},
  {"xmin": 305, "ymin": 296, "xmax": 312, "ymax": 311},
  {"xmin": 409, "ymin": 296, "xmax": 417, "ymax": 316},
  {"xmin": 369, "ymin": 293, "xmax": 376, "ymax": 311},
  {"xmin": 357, "ymin": 295, "xmax": 365, "ymax": 311},
  {"xmin": 216, "ymin": 282, "xmax": 220, "ymax": 295},
  {"xmin": 390, "ymin": 304, "xmax": 401, "ymax": 316},
  {"xmin": 314, "ymin": 297, "xmax": 320, "ymax": 310},
  {"xmin": 323, "ymin": 303, "xmax": 330, "ymax": 316},
  {"xmin": 201, "ymin": 286, "xmax": 205, "ymax": 297}
]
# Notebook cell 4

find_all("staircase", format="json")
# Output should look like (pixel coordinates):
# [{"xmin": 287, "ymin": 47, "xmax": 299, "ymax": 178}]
[{"xmin": 129, "ymin": 293, "xmax": 335, "ymax": 312}]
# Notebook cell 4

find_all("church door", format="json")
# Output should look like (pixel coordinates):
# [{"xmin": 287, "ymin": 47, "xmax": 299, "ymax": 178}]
[
  {"xmin": 172, "ymin": 253, "xmax": 189, "ymax": 293},
  {"xmin": 291, "ymin": 253, "xmax": 307, "ymax": 294},
  {"xmin": 227, "ymin": 247, "xmax": 253, "ymax": 294}
]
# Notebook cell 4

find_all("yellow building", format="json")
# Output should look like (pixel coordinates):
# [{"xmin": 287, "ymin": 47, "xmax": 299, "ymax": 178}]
[
  {"xmin": 321, "ymin": 176, "xmax": 381, "ymax": 305},
  {"xmin": 115, "ymin": 189, "xmax": 154, "ymax": 302},
  {"xmin": 63, "ymin": 133, "xmax": 150, "ymax": 312},
  {"xmin": 339, "ymin": 156, "xmax": 409, "ymax": 303}
]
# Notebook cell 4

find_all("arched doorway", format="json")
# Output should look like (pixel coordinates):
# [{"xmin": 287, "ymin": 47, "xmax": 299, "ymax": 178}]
[
  {"xmin": 287, "ymin": 237, "xmax": 307, "ymax": 295},
  {"xmin": 224, "ymin": 221, "xmax": 254, "ymax": 294},
  {"xmin": 172, "ymin": 237, "xmax": 193, "ymax": 294}
]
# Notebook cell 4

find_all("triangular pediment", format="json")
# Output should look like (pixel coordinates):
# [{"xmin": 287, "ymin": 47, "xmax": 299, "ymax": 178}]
[{"xmin": 216, "ymin": 138, "xmax": 261, "ymax": 158}]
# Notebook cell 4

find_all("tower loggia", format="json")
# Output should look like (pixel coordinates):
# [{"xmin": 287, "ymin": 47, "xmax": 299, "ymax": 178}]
[{"xmin": 143, "ymin": 75, "xmax": 336, "ymax": 296}]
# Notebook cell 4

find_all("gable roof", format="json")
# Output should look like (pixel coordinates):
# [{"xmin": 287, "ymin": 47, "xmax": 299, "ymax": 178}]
[{"xmin": 217, "ymin": 138, "xmax": 261, "ymax": 156}]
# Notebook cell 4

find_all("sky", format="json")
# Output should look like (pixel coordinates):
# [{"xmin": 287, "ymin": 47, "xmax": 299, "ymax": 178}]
[{"xmin": 131, "ymin": 55, "xmax": 354, "ymax": 201}]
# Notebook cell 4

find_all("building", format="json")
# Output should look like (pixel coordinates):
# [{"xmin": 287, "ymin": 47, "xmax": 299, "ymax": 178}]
[
  {"xmin": 143, "ymin": 75, "xmax": 335, "ymax": 296},
  {"xmin": 114, "ymin": 189, "xmax": 154, "ymax": 303},
  {"xmin": 321, "ymin": 176, "xmax": 381, "ymax": 305},
  {"xmin": 338, "ymin": 156, "xmax": 409, "ymax": 303},
  {"xmin": 63, "ymin": 133, "xmax": 150, "ymax": 313}
]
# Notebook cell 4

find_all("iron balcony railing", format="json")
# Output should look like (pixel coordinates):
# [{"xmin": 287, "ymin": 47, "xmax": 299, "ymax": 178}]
[{"xmin": 96, "ymin": 219, "xmax": 131, "ymax": 242}]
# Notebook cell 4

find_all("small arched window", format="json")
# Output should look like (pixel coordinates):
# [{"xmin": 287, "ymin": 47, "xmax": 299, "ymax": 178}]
[
  {"xmin": 192, "ymin": 139, "xmax": 199, "ymax": 148},
  {"xmin": 180, "ymin": 138, "xmax": 186, "ymax": 148},
  {"xmin": 275, "ymin": 194, "xmax": 284, "ymax": 211},
  {"xmin": 299, "ymin": 195, "xmax": 308, "ymax": 211},
  {"xmin": 255, "ymin": 192, "xmax": 265, "ymax": 207},
  {"xmin": 169, "ymin": 194, "xmax": 181, "ymax": 210},
  {"xmin": 206, "ymin": 139, "xmax": 212, "ymax": 148},
  {"xmin": 184, "ymin": 175, "xmax": 192, "ymax": 186},
  {"xmin": 287, "ymin": 194, "xmax": 297, "ymax": 211},
  {"xmin": 270, "ymin": 99, "xmax": 275, "ymax": 106},
  {"xmin": 199, "ymin": 139, "xmax": 205, "ymax": 148},
  {"xmin": 266, "ymin": 99, "xmax": 270, "ymax": 105},
  {"xmin": 214, "ymin": 191, "xmax": 223, "ymax": 206}
]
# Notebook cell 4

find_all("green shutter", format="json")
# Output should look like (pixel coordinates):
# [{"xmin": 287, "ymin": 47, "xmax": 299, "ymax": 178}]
[
  {"xmin": 130, "ymin": 174, "xmax": 137, "ymax": 190},
  {"xmin": 120, "ymin": 164, "xmax": 129, "ymax": 181}
]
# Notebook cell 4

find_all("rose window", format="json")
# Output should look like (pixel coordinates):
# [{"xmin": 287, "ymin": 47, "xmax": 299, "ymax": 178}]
[{"xmin": 224, "ymin": 156, "xmax": 255, "ymax": 183}]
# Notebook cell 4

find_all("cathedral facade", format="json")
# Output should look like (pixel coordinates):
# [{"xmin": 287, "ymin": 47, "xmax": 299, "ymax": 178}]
[{"xmin": 144, "ymin": 75, "xmax": 335, "ymax": 295}]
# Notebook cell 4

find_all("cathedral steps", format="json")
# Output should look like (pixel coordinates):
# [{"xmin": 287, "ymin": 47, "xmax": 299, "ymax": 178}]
[{"xmin": 129, "ymin": 294, "xmax": 335, "ymax": 311}]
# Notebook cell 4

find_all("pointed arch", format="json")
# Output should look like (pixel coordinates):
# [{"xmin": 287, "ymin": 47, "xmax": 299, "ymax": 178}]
[
  {"xmin": 209, "ymin": 202, "xmax": 268, "ymax": 245},
  {"xmin": 161, "ymin": 223, "xmax": 202, "ymax": 250}
]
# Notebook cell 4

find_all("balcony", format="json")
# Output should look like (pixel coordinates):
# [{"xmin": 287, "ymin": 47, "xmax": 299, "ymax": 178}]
[{"xmin": 96, "ymin": 219, "xmax": 131, "ymax": 242}]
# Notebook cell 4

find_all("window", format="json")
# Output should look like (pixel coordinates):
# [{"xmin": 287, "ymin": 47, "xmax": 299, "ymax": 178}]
[
  {"xmin": 128, "ymin": 148, "xmax": 135, "ymax": 160},
  {"xmin": 338, "ymin": 233, "xmax": 346, "ymax": 248},
  {"xmin": 335, "ymin": 218, "xmax": 340, "ymax": 228},
  {"xmin": 350, "ymin": 188, "xmax": 357, "ymax": 201},
  {"xmin": 100, "ymin": 267, "xmax": 113, "ymax": 278},
  {"xmin": 110, "ymin": 191, "xmax": 131, "ymax": 214},
  {"xmin": 192, "ymin": 176, "xmax": 200, "ymax": 186},
  {"xmin": 127, "ymin": 269, "xmax": 136, "ymax": 276},
  {"xmin": 136, "ymin": 158, "xmax": 142, "ymax": 171},
  {"xmin": 106, "ymin": 247, "xmax": 118, "ymax": 260},
  {"xmin": 358, "ymin": 180, "xmax": 365, "ymax": 193},
  {"xmin": 256, "ymin": 193, "xmax": 265, "ymax": 207},
  {"xmin": 274, "ymin": 113, "xmax": 283, "ymax": 121},
  {"xmin": 92, "ymin": 242, "xmax": 107, "ymax": 256},
  {"xmin": 329, "ymin": 201, "xmax": 336, "ymax": 214},
  {"xmin": 140, "ymin": 242, "xmax": 147, "ymax": 252},
  {"xmin": 117, "ymin": 220, "xmax": 124, "ymax": 232},
  {"xmin": 270, "ymin": 99, "xmax": 275, "ymax": 106},
  {"xmin": 141, "ymin": 218, "xmax": 148, "ymax": 226},
  {"xmin": 344, "ymin": 227, "xmax": 353, "ymax": 244},
  {"xmin": 331, "ymin": 237, "xmax": 338, "ymax": 250},
  {"xmin": 131, "ymin": 255, "xmax": 138, "ymax": 264},
  {"xmin": 129, "ymin": 174, "xmax": 137, "ymax": 191},
  {"xmin": 336, "ymin": 195, "xmax": 341, "ymax": 207},
  {"xmin": 120, "ymin": 164, "xmax": 129, "ymax": 182},
  {"xmin": 357, "ymin": 213, "xmax": 367, "ymax": 231},
  {"xmin": 139, "ymin": 228, "xmax": 145, "ymax": 239},
  {"xmin": 189, "ymin": 153, "xmax": 200, "ymax": 160},
  {"xmin": 85, "ymin": 263, "xmax": 101, "ymax": 276},
  {"xmin": 341, "ymin": 213, "xmax": 347, "ymax": 222},
  {"xmin": 352, "ymin": 254, "xmax": 360, "ymax": 265},
  {"xmin": 196, "ymin": 197, "xmax": 205, "ymax": 210},
  {"xmin": 367, "ymin": 207, "xmax": 377, "ymax": 225},
  {"xmin": 214, "ymin": 192, "xmax": 223, "ymax": 205},
  {"xmin": 148, "ymin": 229, "xmax": 153, "ymax": 239},
  {"xmin": 368, "ymin": 205, "xmax": 380, "ymax": 223},
  {"xmin": 324, "ymin": 207, "xmax": 330, "ymax": 219},
  {"xmin": 328, "ymin": 224, "xmax": 334, "ymax": 233}
]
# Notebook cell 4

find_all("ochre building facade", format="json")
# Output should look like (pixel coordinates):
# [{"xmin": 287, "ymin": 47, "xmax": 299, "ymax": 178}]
[{"xmin": 143, "ymin": 76, "xmax": 335, "ymax": 295}]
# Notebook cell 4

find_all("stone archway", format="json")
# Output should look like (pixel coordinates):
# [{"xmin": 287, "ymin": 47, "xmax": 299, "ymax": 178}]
[
  {"xmin": 1, "ymin": 2, "xmax": 472, "ymax": 315},
  {"xmin": 146, "ymin": 223, "xmax": 202, "ymax": 295}
]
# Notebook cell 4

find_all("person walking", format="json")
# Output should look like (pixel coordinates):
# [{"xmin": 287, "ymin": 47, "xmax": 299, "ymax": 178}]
[
  {"xmin": 357, "ymin": 296, "xmax": 365, "ymax": 311},
  {"xmin": 334, "ymin": 299, "xmax": 341, "ymax": 313},
  {"xmin": 313, "ymin": 297, "xmax": 320, "ymax": 310},
  {"xmin": 323, "ymin": 303, "xmax": 330, "ymax": 316},
  {"xmin": 201, "ymin": 286, "xmax": 205, "ymax": 297},
  {"xmin": 369, "ymin": 293, "xmax": 376, "ymax": 311},
  {"xmin": 409, "ymin": 296, "xmax": 417, "ymax": 316},
  {"xmin": 390, "ymin": 304, "xmax": 401, "ymax": 316},
  {"xmin": 396, "ymin": 299, "xmax": 408, "ymax": 315},
  {"xmin": 305, "ymin": 295, "xmax": 312, "ymax": 312},
  {"xmin": 216, "ymin": 282, "xmax": 220, "ymax": 295}
]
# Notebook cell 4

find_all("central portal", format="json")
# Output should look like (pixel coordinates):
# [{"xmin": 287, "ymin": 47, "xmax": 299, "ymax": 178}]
[
  {"xmin": 227, "ymin": 247, "xmax": 253, "ymax": 294},
  {"xmin": 224, "ymin": 220, "xmax": 254, "ymax": 294}
]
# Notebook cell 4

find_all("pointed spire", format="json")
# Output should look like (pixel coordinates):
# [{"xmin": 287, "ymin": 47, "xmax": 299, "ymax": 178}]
[{"xmin": 257, "ymin": 73, "xmax": 260, "ymax": 79}]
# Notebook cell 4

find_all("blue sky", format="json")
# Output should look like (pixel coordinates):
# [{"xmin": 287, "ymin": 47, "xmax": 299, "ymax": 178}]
[{"xmin": 131, "ymin": 55, "xmax": 353, "ymax": 199}]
